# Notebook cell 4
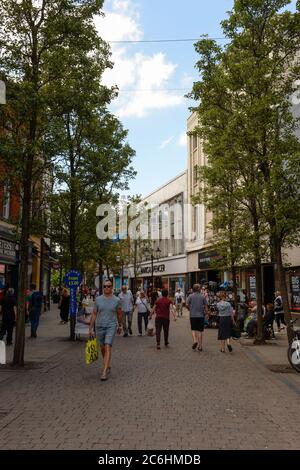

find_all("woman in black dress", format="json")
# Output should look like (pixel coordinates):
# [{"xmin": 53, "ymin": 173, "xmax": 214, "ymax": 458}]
[{"xmin": 217, "ymin": 291, "xmax": 235, "ymax": 353}]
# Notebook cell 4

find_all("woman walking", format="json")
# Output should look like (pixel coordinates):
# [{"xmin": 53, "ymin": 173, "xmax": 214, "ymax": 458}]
[
  {"xmin": 135, "ymin": 291, "xmax": 150, "ymax": 336},
  {"xmin": 217, "ymin": 291, "xmax": 235, "ymax": 353},
  {"xmin": 59, "ymin": 287, "xmax": 70, "ymax": 324}
]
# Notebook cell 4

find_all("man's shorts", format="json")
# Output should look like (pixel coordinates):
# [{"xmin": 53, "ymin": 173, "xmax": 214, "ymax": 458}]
[
  {"xmin": 190, "ymin": 317, "xmax": 204, "ymax": 332},
  {"xmin": 96, "ymin": 323, "xmax": 117, "ymax": 346}
]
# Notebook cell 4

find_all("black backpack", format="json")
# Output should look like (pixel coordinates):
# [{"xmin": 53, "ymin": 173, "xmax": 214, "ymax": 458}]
[{"xmin": 30, "ymin": 291, "xmax": 43, "ymax": 310}]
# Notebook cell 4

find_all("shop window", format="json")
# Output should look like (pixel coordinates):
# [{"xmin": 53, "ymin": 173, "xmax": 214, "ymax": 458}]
[
  {"xmin": 192, "ymin": 134, "xmax": 197, "ymax": 151},
  {"xmin": 193, "ymin": 164, "xmax": 199, "ymax": 185}
]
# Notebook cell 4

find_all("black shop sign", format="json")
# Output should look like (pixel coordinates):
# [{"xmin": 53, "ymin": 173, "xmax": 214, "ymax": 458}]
[
  {"xmin": 291, "ymin": 272, "xmax": 300, "ymax": 312},
  {"xmin": 0, "ymin": 238, "xmax": 16, "ymax": 264},
  {"xmin": 198, "ymin": 251, "xmax": 223, "ymax": 269}
]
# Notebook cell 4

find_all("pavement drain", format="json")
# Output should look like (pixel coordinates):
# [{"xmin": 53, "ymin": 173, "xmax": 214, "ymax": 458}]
[{"xmin": 267, "ymin": 364, "xmax": 297, "ymax": 374}]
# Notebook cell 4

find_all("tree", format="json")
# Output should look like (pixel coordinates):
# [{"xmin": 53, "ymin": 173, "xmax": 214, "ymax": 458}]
[
  {"xmin": 0, "ymin": 0, "xmax": 109, "ymax": 365},
  {"xmin": 190, "ymin": 0, "xmax": 300, "ymax": 343}
]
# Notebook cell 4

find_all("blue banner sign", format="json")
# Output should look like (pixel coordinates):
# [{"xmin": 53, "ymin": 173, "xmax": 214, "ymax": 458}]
[{"xmin": 64, "ymin": 270, "xmax": 82, "ymax": 317}]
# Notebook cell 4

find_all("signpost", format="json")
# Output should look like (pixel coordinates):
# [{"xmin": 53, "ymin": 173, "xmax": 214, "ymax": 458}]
[{"xmin": 64, "ymin": 270, "xmax": 82, "ymax": 340}]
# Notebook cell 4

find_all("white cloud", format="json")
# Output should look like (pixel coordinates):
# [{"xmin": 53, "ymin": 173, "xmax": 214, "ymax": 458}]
[
  {"xmin": 95, "ymin": 0, "xmax": 184, "ymax": 118},
  {"xmin": 159, "ymin": 136, "xmax": 174, "ymax": 149},
  {"xmin": 178, "ymin": 132, "xmax": 187, "ymax": 147},
  {"xmin": 181, "ymin": 73, "xmax": 194, "ymax": 89}
]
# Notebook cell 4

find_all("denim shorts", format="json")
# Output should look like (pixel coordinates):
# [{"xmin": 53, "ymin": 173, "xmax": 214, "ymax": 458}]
[{"xmin": 96, "ymin": 323, "xmax": 117, "ymax": 346}]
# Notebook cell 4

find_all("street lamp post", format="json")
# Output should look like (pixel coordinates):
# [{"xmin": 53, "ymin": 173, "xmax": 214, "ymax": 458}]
[
  {"xmin": 149, "ymin": 246, "xmax": 161, "ymax": 290},
  {"xmin": 116, "ymin": 255, "xmax": 124, "ymax": 288}
]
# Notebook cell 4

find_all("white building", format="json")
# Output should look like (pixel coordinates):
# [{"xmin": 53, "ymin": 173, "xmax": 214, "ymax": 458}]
[{"xmin": 128, "ymin": 171, "xmax": 188, "ymax": 295}]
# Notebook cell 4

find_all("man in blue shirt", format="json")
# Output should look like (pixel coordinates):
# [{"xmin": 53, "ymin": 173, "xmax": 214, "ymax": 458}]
[{"xmin": 186, "ymin": 284, "xmax": 209, "ymax": 351}]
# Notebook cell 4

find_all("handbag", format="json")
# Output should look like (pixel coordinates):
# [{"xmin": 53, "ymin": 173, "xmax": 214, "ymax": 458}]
[
  {"xmin": 231, "ymin": 322, "xmax": 241, "ymax": 339},
  {"xmin": 140, "ymin": 298, "xmax": 150, "ymax": 315},
  {"xmin": 85, "ymin": 337, "xmax": 98, "ymax": 365}
]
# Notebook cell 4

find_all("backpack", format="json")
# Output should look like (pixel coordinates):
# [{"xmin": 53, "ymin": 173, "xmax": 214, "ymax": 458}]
[{"xmin": 30, "ymin": 291, "xmax": 43, "ymax": 310}]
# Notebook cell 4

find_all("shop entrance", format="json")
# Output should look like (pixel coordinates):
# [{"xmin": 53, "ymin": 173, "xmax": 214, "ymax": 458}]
[
  {"xmin": 263, "ymin": 265, "xmax": 275, "ymax": 304},
  {"xmin": 207, "ymin": 270, "xmax": 221, "ymax": 283}
]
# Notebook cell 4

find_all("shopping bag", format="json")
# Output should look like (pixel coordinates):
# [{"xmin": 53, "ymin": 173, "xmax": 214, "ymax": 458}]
[
  {"xmin": 85, "ymin": 337, "xmax": 98, "ymax": 365},
  {"xmin": 146, "ymin": 318, "xmax": 155, "ymax": 337}
]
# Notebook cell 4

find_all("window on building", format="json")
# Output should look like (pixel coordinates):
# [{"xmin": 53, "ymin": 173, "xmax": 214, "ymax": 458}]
[
  {"xmin": 192, "ymin": 205, "xmax": 198, "ymax": 238},
  {"xmin": 192, "ymin": 134, "xmax": 197, "ymax": 151},
  {"xmin": 193, "ymin": 164, "xmax": 199, "ymax": 185},
  {"xmin": 2, "ymin": 184, "xmax": 10, "ymax": 219}
]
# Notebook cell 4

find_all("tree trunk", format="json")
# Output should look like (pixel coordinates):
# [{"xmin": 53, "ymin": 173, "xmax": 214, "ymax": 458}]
[
  {"xmin": 252, "ymin": 205, "xmax": 265, "ymax": 344},
  {"xmin": 230, "ymin": 264, "xmax": 238, "ymax": 316},
  {"xmin": 274, "ymin": 237, "xmax": 293, "ymax": 344},
  {"xmin": 13, "ymin": 176, "xmax": 31, "ymax": 365},
  {"xmin": 254, "ymin": 260, "xmax": 264, "ymax": 344}
]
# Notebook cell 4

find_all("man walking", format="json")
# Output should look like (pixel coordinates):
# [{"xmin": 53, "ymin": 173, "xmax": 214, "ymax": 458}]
[
  {"xmin": 152, "ymin": 289, "xmax": 176, "ymax": 350},
  {"xmin": 0, "ymin": 288, "xmax": 17, "ymax": 345},
  {"xmin": 186, "ymin": 284, "xmax": 209, "ymax": 351},
  {"xmin": 89, "ymin": 280, "xmax": 123, "ymax": 381},
  {"xmin": 118, "ymin": 285, "xmax": 134, "ymax": 337},
  {"xmin": 27, "ymin": 283, "xmax": 43, "ymax": 338}
]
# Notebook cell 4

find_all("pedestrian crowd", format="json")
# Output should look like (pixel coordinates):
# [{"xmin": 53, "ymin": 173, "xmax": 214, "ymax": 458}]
[{"xmin": 0, "ymin": 279, "xmax": 288, "ymax": 384}]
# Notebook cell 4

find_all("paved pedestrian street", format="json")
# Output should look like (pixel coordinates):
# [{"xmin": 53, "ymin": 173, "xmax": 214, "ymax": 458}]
[{"xmin": 0, "ymin": 307, "xmax": 300, "ymax": 450}]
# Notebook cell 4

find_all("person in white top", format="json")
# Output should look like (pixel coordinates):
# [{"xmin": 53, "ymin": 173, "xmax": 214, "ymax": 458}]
[
  {"xmin": 135, "ymin": 291, "xmax": 150, "ymax": 336},
  {"xmin": 118, "ymin": 285, "xmax": 134, "ymax": 337},
  {"xmin": 175, "ymin": 288, "xmax": 184, "ymax": 317}
]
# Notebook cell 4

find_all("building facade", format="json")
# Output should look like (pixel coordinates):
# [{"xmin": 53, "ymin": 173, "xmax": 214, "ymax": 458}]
[{"xmin": 127, "ymin": 171, "xmax": 188, "ymax": 296}]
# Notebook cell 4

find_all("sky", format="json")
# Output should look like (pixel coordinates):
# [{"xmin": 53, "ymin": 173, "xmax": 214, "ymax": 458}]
[{"xmin": 96, "ymin": 0, "xmax": 297, "ymax": 198}]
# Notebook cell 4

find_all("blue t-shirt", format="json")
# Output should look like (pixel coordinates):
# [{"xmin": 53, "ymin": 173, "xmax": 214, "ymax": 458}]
[{"xmin": 95, "ymin": 295, "xmax": 121, "ymax": 327}]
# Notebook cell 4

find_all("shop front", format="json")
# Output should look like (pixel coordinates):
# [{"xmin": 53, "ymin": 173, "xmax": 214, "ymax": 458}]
[
  {"xmin": 197, "ymin": 250, "xmax": 223, "ymax": 284},
  {"xmin": 0, "ymin": 227, "xmax": 18, "ymax": 292},
  {"xmin": 128, "ymin": 255, "xmax": 187, "ymax": 297}
]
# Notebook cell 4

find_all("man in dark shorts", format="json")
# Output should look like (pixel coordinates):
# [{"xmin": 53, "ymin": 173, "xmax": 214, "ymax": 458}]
[
  {"xmin": 89, "ymin": 280, "xmax": 123, "ymax": 381},
  {"xmin": 186, "ymin": 284, "xmax": 209, "ymax": 351},
  {"xmin": 151, "ymin": 289, "xmax": 176, "ymax": 350}
]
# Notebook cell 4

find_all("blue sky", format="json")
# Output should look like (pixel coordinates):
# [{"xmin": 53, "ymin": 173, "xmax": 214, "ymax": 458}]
[{"xmin": 97, "ymin": 0, "xmax": 297, "ymax": 198}]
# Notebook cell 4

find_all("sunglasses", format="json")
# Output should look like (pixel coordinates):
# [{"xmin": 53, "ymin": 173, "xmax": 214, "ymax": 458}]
[{"xmin": 104, "ymin": 285, "xmax": 112, "ymax": 288}]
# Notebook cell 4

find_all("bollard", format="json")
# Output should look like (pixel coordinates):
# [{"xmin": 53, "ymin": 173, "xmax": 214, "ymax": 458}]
[{"xmin": 0, "ymin": 340, "xmax": 6, "ymax": 365}]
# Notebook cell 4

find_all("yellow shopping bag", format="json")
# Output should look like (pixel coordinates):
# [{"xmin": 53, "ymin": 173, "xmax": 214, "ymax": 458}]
[{"xmin": 85, "ymin": 337, "xmax": 98, "ymax": 365}]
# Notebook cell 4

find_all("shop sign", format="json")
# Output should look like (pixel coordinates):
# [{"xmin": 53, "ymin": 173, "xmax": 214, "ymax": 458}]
[
  {"xmin": 0, "ymin": 238, "xmax": 16, "ymax": 264},
  {"xmin": 248, "ymin": 273, "xmax": 257, "ymax": 300},
  {"xmin": 291, "ymin": 273, "xmax": 300, "ymax": 311},
  {"xmin": 198, "ymin": 251, "xmax": 223, "ymax": 269},
  {"xmin": 140, "ymin": 264, "xmax": 165, "ymax": 274}
]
